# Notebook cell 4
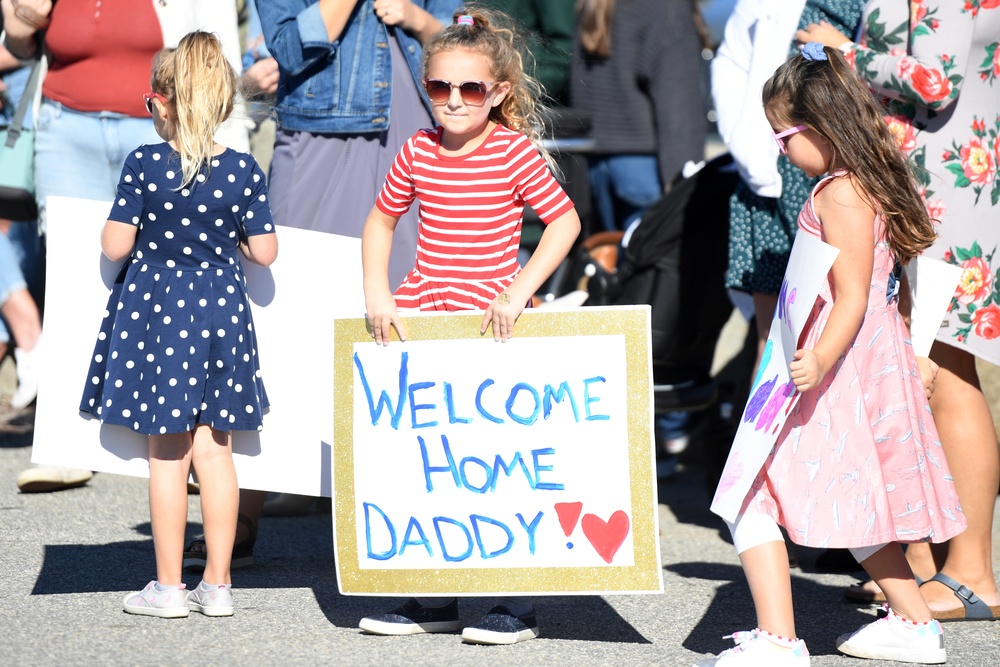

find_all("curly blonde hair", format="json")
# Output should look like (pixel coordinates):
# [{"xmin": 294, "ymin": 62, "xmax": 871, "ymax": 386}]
[
  {"xmin": 422, "ymin": 6, "xmax": 554, "ymax": 168},
  {"xmin": 150, "ymin": 31, "xmax": 237, "ymax": 188}
]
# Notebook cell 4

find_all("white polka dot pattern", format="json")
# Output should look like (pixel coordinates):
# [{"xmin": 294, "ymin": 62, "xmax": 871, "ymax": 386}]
[{"xmin": 82, "ymin": 142, "xmax": 275, "ymax": 435}]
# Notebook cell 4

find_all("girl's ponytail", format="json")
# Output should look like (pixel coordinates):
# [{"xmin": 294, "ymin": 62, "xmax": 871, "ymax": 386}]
[{"xmin": 151, "ymin": 31, "xmax": 238, "ymax": 188}]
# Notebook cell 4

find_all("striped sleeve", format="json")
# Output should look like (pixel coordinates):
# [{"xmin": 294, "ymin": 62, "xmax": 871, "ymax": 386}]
[
  {"xmin": 507, "ymin": 136, "xmax": 575, "ymax": 223},
  {"xmin": 375, "ymin": 134, "xmax": 418, "ymax": 217}
]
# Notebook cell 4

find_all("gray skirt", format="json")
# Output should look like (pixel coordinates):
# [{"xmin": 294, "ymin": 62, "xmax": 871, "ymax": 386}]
[{"xmin": 267, "ymin": 38, "xmax": 432, "ymax": 290}]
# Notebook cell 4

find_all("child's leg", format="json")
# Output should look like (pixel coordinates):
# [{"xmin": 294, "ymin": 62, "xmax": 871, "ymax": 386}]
[
  {"xmin": 837, "ymin": 543, "xmax": 946, "ymax": 663},
  {"xmin": 148, "ymin": 432, "xmax": 195, "ymax": 586},
  {"xmin": 854, "ymin": 543, "xmax": 932, "ymax": 622},
  {"xmin": 729, "ymin": 513, "xmax": 796, "ymax": 638},
  {"xmin": 191, "ymin": 425, "xmax": 238, "ymax": 585}
]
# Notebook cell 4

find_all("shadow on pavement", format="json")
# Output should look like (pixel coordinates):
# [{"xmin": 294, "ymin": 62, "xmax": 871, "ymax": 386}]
[
  {"xmin": 667, "ymin": 561, "xmax": 882, "ymax": 657},
  {"xmin": 32, "ymin": 511, "xmax": 649, "ymax": 643}
]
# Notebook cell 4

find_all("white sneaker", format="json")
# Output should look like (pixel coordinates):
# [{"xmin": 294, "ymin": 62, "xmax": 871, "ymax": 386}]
[
  {"xmin": 123, "ymin": 581, "xmax": 189, "ymax": 618},
  {"xmin": 694, "ymin": 629, "xmax": 810, "ymax": 666},
  {"xmin": 836, "ymin": 608, "xmax": 946, "ymax": 664},
  {"xmin": 11, "ymin": 341, "xmax": 39, "ymax": 410},
  {"xmin": 186, "ymin": 580, "xmax": 235, "ymax": 617}
]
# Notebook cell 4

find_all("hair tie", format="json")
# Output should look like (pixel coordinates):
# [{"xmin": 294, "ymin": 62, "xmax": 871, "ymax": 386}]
[
  {"xmin": 456, "ymin": 14, "xmax": 474, "ymax": 26},
  {"xmin": 801, "ymin": 42, "xmax": 828, "ymax": 61}
]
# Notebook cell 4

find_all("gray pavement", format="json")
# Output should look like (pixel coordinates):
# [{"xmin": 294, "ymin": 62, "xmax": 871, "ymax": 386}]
[{"xmin": 3, "ymin": 413, "xmax": 999, "ymax": 667}]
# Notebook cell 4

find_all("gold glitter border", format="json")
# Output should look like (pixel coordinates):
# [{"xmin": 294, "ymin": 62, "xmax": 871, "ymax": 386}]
[{"xmin": 333, "ymin": 307, "xmax": 661, "ymax": 594}]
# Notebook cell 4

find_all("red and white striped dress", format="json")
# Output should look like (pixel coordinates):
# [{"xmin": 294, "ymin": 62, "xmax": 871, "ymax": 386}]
[{"xmin": 375, "ymin": 124, "xmax": 575, "ymax": 311}]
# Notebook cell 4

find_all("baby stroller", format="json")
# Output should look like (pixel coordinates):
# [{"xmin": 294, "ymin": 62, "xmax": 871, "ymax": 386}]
[{"xmin": 569, "ymin": 153, "xmax": 742, "ymax": 473}]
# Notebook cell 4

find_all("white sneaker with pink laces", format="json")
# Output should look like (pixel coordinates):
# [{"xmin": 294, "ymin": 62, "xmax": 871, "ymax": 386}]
[
  {"xmin": 836, "ymin": 607, "xmax": 946, "ymax": 664},
  {"xmin": 693, "ymin": 629, "xmax": 810, "ymax": 666}
]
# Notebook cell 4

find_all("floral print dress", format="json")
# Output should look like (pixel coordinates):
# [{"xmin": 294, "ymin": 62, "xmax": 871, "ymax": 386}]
[{"xmin": 845, "ymin": 1, "xmax": 1000, "ymax": 360}]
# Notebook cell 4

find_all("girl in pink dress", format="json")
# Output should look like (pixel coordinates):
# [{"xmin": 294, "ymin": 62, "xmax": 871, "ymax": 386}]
[{"xmin": 697, "ymin": 43, "xmax": 966, "ymax": 667}]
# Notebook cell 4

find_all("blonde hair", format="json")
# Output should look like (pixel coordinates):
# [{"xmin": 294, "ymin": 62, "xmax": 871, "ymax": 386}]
[
  {"xmin": 762, "ymin": 46, "xmax": 936, "ymax": 264},
  {"xmin": 150, "ymin": 31, "xmax": 237, "ymax": 188},
  {"xmin": 422, "ymin": 6, "xmax": 554, "ymax": 168}
]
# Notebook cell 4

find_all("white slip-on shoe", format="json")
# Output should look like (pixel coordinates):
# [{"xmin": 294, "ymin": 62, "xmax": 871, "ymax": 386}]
[
  {"xmin": 123, "ymin": 581, "xmax": 189, "ymax": 618},
  {"xmin": 186, "ymin": 580, "xmax": 235, "ymax": 617}
]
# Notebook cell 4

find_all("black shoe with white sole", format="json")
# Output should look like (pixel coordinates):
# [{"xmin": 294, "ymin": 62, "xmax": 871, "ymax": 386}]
[
  {"xmin": 461, "ymin": 605, "xmax": 539, "ymax": 645},
  {"xmin": 359, "ymin": 598, "xmax": 461, "ymax": 635}
]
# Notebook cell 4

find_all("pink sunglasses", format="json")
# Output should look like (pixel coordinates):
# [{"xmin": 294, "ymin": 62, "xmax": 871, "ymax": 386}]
[{"xmin": 772, "ymin": 124, "xmax": 809, "ymax": 155}]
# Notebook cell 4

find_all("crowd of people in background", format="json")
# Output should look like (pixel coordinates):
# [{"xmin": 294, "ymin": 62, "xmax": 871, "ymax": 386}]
[{"xmin": 0, "ymin": 0, "xmax": 997, "ymax": 660}]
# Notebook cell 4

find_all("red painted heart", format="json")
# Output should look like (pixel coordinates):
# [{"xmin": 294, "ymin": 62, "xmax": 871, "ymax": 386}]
[{"xmin": 581, "ymin": 511, "xmax": 630, "ymax": 564}]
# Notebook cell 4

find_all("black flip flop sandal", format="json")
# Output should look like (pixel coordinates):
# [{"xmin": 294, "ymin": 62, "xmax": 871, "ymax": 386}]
[{"xmin": 182, "ymin": 513, "xmax": 257, "ymax": 572}]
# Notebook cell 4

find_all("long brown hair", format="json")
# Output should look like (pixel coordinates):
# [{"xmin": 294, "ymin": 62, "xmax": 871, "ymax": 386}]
[
  {"xmin": 150, "ymin": 31, "xmax": 238, "ymax": 188},
  {"xmin": 577, "ymin": 0, "xmax": 615, "ymax": 58},
  {"xmin": 762, "ymin": 46, "xmax": 935, "ymax": 263},
  {"xmin": 423, "ymin": 7, "xmax": 553, "ymax": 167}
]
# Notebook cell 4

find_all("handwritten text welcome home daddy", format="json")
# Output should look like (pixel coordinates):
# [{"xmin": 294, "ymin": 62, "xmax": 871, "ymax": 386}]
[{"xmin": 349, "ymin": 336, "xmax": 635, "ymax": 570}]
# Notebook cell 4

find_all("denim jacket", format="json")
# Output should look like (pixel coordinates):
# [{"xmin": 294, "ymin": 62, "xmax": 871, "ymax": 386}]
[{"xmin": 259, "ymin": 0, "xmax": 460, "ymax": 134}]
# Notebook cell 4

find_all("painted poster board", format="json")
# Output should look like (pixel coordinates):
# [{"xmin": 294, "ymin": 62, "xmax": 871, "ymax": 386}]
[
  {"xmin": 32, "ymin": 196, "xmax": 364, "ymax": 496},
  {"xmin": 905, "ymin": 256, "xmax": 964, "ymax": 357},
  {"xmin": 711, "ymin": 233, "xmax": 839, "ymax": 523},
  {"xmin": 332, "ymin": 307, "xmax": 662, "ymax": 596}
]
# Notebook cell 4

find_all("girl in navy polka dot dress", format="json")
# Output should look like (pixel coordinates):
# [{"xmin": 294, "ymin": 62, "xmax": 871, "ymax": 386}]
[{"xmin": 80, "ymin": 31, "xmax": 278, "ymax": 619}]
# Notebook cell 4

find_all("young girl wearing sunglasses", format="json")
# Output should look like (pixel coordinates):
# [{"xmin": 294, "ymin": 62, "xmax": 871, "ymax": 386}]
[
  {"xmin": 696, "ymin": 43, "xmax": 965, "ymax": 666},
  {"xmin": 358, "ymin": 8, "xmax": 580, "ymax": 644}
]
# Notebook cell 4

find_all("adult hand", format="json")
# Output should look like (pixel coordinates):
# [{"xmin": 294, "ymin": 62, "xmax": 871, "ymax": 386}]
[
  {"xmin": 916, "ymin": 356, "xmax": 939, "ymax": 400},
  {"xmin": 4, "ymin": 0, "xmax": 52, "ymax": 30},
  {"xmin": 242, "ymin": 57, "xmax": 279, "ymax": 97},
  {"xmin": 481, "ymin": 292, "xmax": 523, "ymax": 343},
  {"xmin": 1, "ymin": 0, "xmax": 51, "ymax": 57},
  {"xmin": 789, "ymin": 348, "xmax": 824, "ymax": 392},
  {"xmin": 373, "ymin": 0, "xmax": 416, "ymax": 30},
  {"xmin": 796, "ymin": 21, "xmax": 852, "ymax": 50},
  {"xmin": 365, "ymin": 290, "xmax": 405, "ymax": 346}
]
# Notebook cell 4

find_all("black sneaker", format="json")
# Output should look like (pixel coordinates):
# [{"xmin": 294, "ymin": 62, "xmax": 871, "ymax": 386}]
[
  {"xmin": 461, "ymin": 605, "xmax": 540, "ymax": 645},
  {"xmin": 358, "ymin": 598, "xmax": 461, "ymax": 635}
]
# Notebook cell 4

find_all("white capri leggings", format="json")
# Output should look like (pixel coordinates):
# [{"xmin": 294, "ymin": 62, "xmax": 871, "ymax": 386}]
[{"xmin": 727, "ymin": 512, "xmax": 887, "ymax": 563}]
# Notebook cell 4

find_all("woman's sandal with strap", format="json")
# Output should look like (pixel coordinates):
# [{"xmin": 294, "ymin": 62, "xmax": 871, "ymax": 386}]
[
  {"xmin": 923, "ymin": 573, "xmax": 1000, "ymax": 622},
  {"xmin": 182, "ymin": 513, "xmax": 258, "ymax": 573}
]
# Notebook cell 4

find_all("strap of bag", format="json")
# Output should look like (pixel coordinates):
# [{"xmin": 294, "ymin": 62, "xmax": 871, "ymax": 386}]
[{"xmin": 6, "ymin": 57, "xmax": 43, "ymax": 149}]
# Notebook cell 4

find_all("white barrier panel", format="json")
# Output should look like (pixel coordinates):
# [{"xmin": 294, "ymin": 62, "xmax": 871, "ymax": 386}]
[{"xmin": 33, "ymin": 196, "xmax": 364, "ymax": 497}]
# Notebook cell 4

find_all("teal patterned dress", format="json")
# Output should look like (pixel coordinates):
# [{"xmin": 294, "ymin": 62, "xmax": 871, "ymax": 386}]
[{"xmin": 725, "ymin": 0, "xmax": 866, "ymax": 294}]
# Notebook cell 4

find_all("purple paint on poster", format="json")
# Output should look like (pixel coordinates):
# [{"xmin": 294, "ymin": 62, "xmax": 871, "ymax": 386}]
[
  {"xmin": 756, "ymin": 379, "xmax": 797, "ymax": 433},
  {"xmin": 744, "ymin": 375, "xmax": 778, "ymax": 423}
]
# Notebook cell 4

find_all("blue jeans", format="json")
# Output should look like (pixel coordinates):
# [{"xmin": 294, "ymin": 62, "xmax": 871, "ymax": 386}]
[
  {"xmin": 588, "ymin": 155, "xmax": 662, "ymax": 233},
  {"xmin": 33, "ymin": 98, "xmax": 158, "ymax": 231},
  {"xmin": 0, "ymin": 222, "xmax": 41, "ymax": 344}
]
